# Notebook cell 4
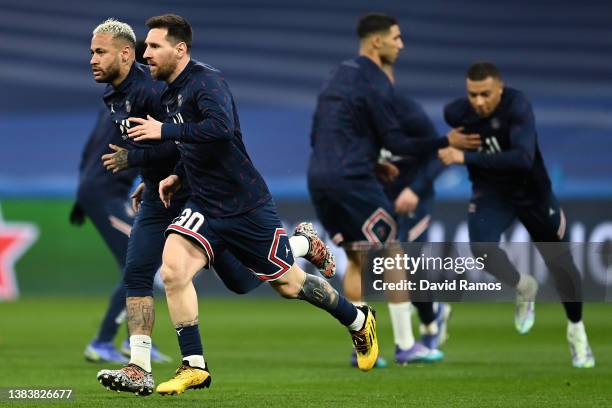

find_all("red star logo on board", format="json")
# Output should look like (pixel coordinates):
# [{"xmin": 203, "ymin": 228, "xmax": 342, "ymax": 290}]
[{"xmin": 0, "ymin": 205, "xmax": 38, "ymax": 301}]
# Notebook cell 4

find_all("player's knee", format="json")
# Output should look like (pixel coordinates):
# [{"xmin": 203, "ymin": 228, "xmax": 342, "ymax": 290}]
[
  {"xmin": 269, "ymin": 265, "xmax": 303, "ymax": 299},
  {"xmin": 160, "ymin": 261, "xmax": 189, "ymax": 290},
  {"xmin": 271, "ymin": 280, "xmax": 300, "ymax": 299}
]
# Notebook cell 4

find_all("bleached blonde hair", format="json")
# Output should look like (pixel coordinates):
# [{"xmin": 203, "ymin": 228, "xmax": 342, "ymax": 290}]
[{"xmin": 93, "ymin": 18, "xmax": 136, "ymax": 47}]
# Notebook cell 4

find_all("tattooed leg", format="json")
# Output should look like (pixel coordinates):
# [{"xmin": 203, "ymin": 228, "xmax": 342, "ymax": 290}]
[
  {"xmin": 126, "ymin": 296, "xmax": 155, "ymax": 336},
  {"xmin": 297, "ymin": 273, "xmax": 339, "ymax": 312},
  {"xmin": 175, "ymin": 318, "xmax": 199, "ymax": 330},
  {"xmin": 270, "ymin": 264, "xmax": 358, "ymax": 326},
  {"xmin": 124, "ymin": 296, "xmax": 156, "ymax": 372}
]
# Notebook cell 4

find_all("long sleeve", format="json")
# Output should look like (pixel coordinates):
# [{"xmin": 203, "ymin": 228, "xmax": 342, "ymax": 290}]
[
  {"xmin": 366, "ymin": 91, "xmax": 448, "ymax": 155},
  {"xmin": 172, "ymin": 160, "xmax": 187, "ymax": 181},
  {"xmin": 464, "ymin": 98, "xmax": 536, "ymax": 170},
  {"xmin": 127, "ymin": 141, "xmax": 180, "ymax": 167},
  {"xmin": 161, "ymin": 79, "xmax": 234, "ymax": 144},
  {"xmin": 394, "ymin": 95, "xmax": 447, "ymax": 193}
]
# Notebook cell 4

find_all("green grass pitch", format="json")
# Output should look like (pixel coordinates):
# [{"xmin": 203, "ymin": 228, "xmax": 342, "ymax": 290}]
[{"xmin": 0, "ymin": 298, "xmax": 610, "ymax": 407}]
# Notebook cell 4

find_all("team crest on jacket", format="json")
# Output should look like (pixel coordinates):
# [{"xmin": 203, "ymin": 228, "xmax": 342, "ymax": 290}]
[{"xmin": 490, "ymin": 117, "xmax": 500, "ymax": 129}]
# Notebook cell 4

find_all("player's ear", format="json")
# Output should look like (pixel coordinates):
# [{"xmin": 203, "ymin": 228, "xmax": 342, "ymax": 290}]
[
  {"xmin": 120, "ymin": 45, "xmax": 131, "ymax": 64},
  {"xmin": 175, "ymin": 42, "xmax": 188, "ymax": 57},
  {"xmin": 371, "ymin": 34, "xmax": 382, "ymax": 49}
]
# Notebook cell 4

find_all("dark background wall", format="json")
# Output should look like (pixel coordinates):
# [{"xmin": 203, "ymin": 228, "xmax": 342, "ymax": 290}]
[{"xmin": 1, "ymin": 0, "xmax": 611, "ymax": 199}]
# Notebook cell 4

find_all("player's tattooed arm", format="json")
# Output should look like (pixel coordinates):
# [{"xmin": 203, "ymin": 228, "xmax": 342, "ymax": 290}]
[
  {"xmin": 175, "ymin": 318, "xmax": 199, "ymax": 329},
  {"xmin": 101, "ymin": 144, "xmax": 129, "ymax": 173},
  {"xmin": 297, "ymin": 274, "xmax": 339, "ymax": 312},
  {"xmin": 126, "ymin": 296, "xmax": 155, "ymax": 335}
]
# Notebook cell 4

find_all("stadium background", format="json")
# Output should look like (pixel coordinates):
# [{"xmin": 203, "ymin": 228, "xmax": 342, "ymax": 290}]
[
  {"xmin": 0, "ymin": 0, "xmax": 610, "ymax": 297},
  {"xmin": 0, "ymin": 1, "xmax": 611, "ymax": 406}
]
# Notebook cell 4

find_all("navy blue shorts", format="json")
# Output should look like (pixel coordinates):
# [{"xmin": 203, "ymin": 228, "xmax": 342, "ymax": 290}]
[
  {"xmin": 126, "ymin": 195, "xmax": 264, "ymax": 296},
  {"xmin": 309, "ymin": 186, "xmax": 397, "ymax": 250},
  {"xmin": 468, "ymin": 190, "xmax": 568, "ymax": 243},
  {"xmin": 165, "ymin": 199, "xmax": 295, "ymax": 282}
]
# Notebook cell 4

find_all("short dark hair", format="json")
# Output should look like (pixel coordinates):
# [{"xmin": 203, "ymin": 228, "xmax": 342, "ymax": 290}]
[
  {"xmin": 467, "ymin": 61, "xmax": 502, "ymax": 81},
  {"xmin": 146, "ymin": 14, "xmax": 192, "ymax": 50},
  {"xmin": 357, "ymin": 13, "xmax": 398, "ymax": 39}
]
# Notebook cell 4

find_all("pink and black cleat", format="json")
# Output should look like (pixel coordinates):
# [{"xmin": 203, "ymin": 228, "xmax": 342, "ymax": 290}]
[{"xmin": 294, "ymin": 222, "xmax": 336, "ymax": 279}]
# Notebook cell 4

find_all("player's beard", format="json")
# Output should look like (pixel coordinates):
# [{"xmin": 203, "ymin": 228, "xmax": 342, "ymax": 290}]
[
  {"xmin": 152, "ymin": 59, "xmax": 178, "ymax": 82},
  {"xmin": 475, "ymin": 107, "xmax": 489, "ymax": 117},
  {"xmin": 95, "ymin": 62, "xmax": 121, "ymax": 84},
  {"xmin": 380, "ymin": 52, "xmax": 397, "ymax": 66}
]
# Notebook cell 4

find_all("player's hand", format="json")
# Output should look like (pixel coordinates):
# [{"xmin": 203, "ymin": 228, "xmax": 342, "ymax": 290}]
[
  {"xmin": 447, "ymin": 127, "xmax": 481, "ymax": 150},
  {"xmin": 101, "ymin": 144, "xmax": 129, "ymax": 173},
  {"xmin": 127, "ymin": 115, "xmax": 162, "ymax": 142},
  {"xmin": 438, "ymin": 147, "xmax": 465, "ymax": 165},
  {"xmin": 376, "ymin": 160, "xmax": 400, "ymax": 183},
  {"xmin": 395, "ymin": 187, "xmax": 419, "ymax": 215},
  {"xmin": 130, "ymin": 182, "xmax": 145, "ymax": 213},
  {"xmin": 69, "ymin": 202, "xmax": 86, "ymax": 226},
  {"xmin": 159, "ymin": 175, "xmax": 181, "ymax": 209}
]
